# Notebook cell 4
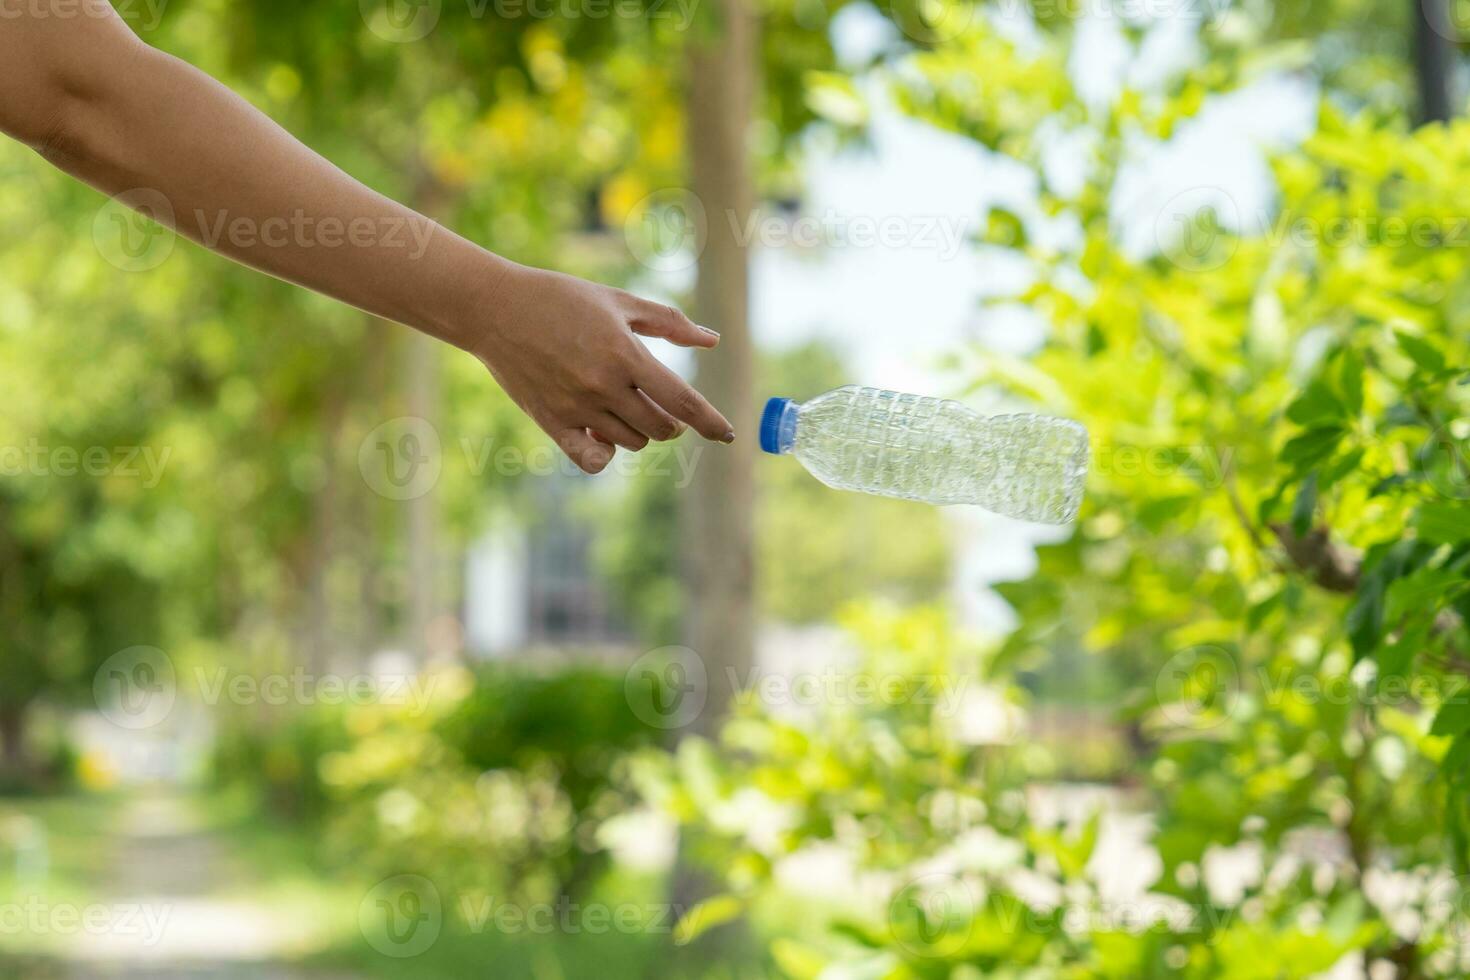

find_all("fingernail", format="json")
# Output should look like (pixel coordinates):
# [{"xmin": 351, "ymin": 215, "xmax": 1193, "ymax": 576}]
[
  {"xmin": 699, "ymin": 325, "xmax": 721, "ymax": 339},
  {"xmin": 721, "ymin": 431, "xmax": 735, "ymax": 444}
]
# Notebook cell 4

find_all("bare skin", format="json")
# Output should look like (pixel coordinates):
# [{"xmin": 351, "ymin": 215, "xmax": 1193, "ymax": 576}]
[{"xmin": 0, "ymin": 0, "xmax": 734, "ymax": 473}]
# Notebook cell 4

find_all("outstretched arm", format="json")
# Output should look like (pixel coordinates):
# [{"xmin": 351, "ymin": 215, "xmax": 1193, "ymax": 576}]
[{"xmin": 0, "ymin": 0, "xmax": 734, "ymax": 472}]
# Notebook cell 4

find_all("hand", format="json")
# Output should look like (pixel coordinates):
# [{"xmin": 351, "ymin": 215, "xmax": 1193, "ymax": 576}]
[{"xmin": 473, "ymin": 262, "xmax": 735, "ymax": 474}]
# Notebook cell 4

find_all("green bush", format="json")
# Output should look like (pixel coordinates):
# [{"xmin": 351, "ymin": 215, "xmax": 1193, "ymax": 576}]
[
  {"xmin": 438, "ymin": 664, "xmax": 660, "ymax": 815},
  {"xmin": 214, "ymin": 661, "xmax": 669, "ymax": 904}
]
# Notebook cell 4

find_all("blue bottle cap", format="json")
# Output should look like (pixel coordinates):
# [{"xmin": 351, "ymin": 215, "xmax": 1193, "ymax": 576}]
[{"xmin": 760, "ymin": 397, "xmax": 793, "ymax": 455}]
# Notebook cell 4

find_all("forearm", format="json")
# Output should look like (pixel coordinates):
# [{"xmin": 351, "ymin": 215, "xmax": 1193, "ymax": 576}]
[
  {"xmin": 40, "ymin": 34, "xmax": 507, "ymax": 352},
  {"xmin": 1, "ymin": 1, "xmax": 734, "ymax": 470}
]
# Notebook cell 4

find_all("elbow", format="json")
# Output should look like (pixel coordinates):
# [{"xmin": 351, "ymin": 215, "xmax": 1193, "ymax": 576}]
[
  {"xmin": 30, "ymin": 32, "xmax": 150, "ymax": 173},
  {"xmin": 34, "ymin": 107, "xmax": 83, "ymax": 169}
]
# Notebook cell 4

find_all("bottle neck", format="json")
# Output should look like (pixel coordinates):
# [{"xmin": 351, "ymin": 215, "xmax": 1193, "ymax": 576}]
[{"xmin": 759, "ymin": 397, "xmax": 800, "ymax": 455}]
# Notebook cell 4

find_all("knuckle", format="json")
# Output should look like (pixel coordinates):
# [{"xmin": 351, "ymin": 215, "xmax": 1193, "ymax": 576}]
[
  {"xmin": 579, "ymin": 364, "xmax": 617, "ymax": 392},
  {"xmin": 614, "ymin": 341, "xmax": 645, "ymax": 369},
  {"xmin": 673, "ymin": 386, "xmax": 704, "ymax": 417},
  {"xmin": 667, "ymin": 305, "xmax": 695, "ymax": 329}
]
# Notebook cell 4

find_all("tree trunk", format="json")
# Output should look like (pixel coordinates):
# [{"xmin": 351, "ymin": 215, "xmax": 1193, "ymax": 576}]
[
  {"xmin": 0, "ymin": 702, "xmax": 27, "ymax": 782},
  {"xmin": 671, "ymin": 0, "xmax": 758, "ymax": 944},
  {"xmin": 683, "ymin": 0, "xmax": 758, "ymax": 738},
  {"xmin": 1412, "ymin": 0, "xmax": 1459, "ymax": 124}
]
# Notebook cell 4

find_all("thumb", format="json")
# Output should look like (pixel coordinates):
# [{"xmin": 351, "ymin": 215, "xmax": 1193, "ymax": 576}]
[{"xmin": 554, "ymin": 427, "xmax": 614, "ymax": 474}]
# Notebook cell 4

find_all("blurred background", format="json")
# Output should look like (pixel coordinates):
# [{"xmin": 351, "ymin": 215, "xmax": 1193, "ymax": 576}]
[{"xmin": 3, "ymin": 0, "xmax": 1470, "ymax": 976}]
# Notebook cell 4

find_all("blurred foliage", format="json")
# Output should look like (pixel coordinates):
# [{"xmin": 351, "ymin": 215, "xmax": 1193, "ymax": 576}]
[
  {"xmin": 4, "ymin": 0, "xmax": 1470, "ymax": 976},
  {"xmin": 650, "ymin": 598, "xmax": 1461, "ymax": 975},
  {"xmin": 214, "ymin": 662, "xmax": 673, "ymax": 903},
  {"xmin": 646, "ymin": 0, "xmax": 1470, "ymax": 976}
]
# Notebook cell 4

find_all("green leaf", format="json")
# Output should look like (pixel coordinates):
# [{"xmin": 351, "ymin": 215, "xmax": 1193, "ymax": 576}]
[
  {"xmin": 1375, "ymin": 621, "xmax": 1424, "ymax": 683},
  {"xmin": 673, "ymin": 894, "xmax": 745, "ymax": 946},
  {"xmin": 1246, "ymin": 589, "xmax": 1283, "ymax": 631},
  {"xmin": 1281, "ymin": 427, "xmax": 1345, "ymax": 468},
  {"xmin": 769, "ymin": 939, "xmax": 830, "ymax": 978},
  {"xmin": 986, "ymin": 208, "xmax": 1029, "ymax": 248},
  {"xmin": 1346, "ymin": 540, "xmax": 1435, "ymax": 659},
  {"xmin": 1395, "ymin": 329, "xmax": 1447, "ymax": 374},
  {"xmin": 1320, "ymin": 447, "xmax": 1365, "ymax": 489},
  {"xmin": 1416, "ymin": 501, "xmax": 1470, "ymax": 545},
  {"xmin": 1370, "ymin": 473, "xmax": 1409, "ymax": 497},
  {"xmin": 1290, "ymin": 472, "xmax": 1319, "ymax": 535},
  {"xmin": 1344, "ymin": 588, "xmax": 1382, "ymax": 661},
  {"xmin": 1338, "ymin": 349, "xmax": 1364, "ymax": 416},
  {"xmin": 1432, "ymin": 700, "xmax": 1470, "ymax": 738},
  {"xmin": 803, "ymin": 72, "xmax": 868, "ymax": 127},
  {"xmin": 1286, "ymin": 380, "xmax": 1344, "ymax": 427}
]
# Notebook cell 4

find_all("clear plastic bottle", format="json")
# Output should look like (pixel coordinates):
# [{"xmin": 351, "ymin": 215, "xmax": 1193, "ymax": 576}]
[{"xmin": 759, "ymin": 386, "xmax": 1089, "ymax": 524}]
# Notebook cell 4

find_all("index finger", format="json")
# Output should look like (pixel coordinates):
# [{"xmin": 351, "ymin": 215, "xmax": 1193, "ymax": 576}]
[{"xmin": 636, "ymin": 360, "xmax": 735, "ymax": 444}]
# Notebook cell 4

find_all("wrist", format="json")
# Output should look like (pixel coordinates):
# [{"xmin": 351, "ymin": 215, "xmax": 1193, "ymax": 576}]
[
  {"xmin": 426, "ymin": 239, "xmax": 521, "ymax": 357},
  {"xmin": 467, "ymin": 255, "xmax": 523, "ymax": 356}
]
